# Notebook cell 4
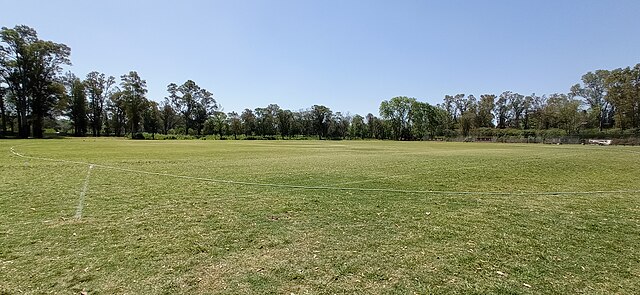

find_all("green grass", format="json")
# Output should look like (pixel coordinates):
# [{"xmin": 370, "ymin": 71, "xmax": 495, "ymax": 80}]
[{"xmin": 1, "ymin": 138, "xmax": 639, "ymax": 294}]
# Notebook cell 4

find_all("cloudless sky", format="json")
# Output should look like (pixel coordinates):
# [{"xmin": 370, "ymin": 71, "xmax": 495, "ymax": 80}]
[{"xmin": 2, "ymin": 0, "xmax": 639, "ymax": 115}]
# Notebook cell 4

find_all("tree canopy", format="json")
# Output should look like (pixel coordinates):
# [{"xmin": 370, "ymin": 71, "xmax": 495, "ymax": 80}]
[{"xmin": 2, "ymin": 25, "xmax": 638, "ymax": 141}]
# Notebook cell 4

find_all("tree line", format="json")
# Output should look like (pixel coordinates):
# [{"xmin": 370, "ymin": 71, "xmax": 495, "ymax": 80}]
[{"xmin": 1, "ymin": 25, "xmax": 639, "ymax": 140}]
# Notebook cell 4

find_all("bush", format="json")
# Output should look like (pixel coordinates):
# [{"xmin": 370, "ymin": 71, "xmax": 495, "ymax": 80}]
[
  {"xmin": 473, "ymin": 128, "xmax": 496, "ymax": 137},
  {"xmin": 131, "ymin": 133, "xmax": 145, "ymax": 140}
]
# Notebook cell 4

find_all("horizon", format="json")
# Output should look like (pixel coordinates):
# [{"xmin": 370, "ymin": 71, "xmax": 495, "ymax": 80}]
[{"xmin": 2, "ymin": 0, "xmax": 640, "ymax": 115}]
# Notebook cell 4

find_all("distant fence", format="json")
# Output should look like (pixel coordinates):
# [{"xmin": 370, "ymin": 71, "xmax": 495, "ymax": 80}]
[
  {"xmin": 447, "ymin": 136, "xmax": 582, "ymax": 144},
  {"xmin": 442, "ymin": 136, "xmax": 639, "ymax": 145}
]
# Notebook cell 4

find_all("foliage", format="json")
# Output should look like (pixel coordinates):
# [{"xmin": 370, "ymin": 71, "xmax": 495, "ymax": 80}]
[
  {"xmin": 120, "ymin": 71, "xmax": 147, "ymax": 134},
  {"xmin": 168, "ymin": 80, "xmax": 217, "ymax": 135},
  {"xmin": 62, "ymin": 72, "xmax": 88, "ymax": 136},
  {"xmin": 2, "ymin": 25, "xmax": 639, "ymax": 142},
  {"xmin": 0, "ymin": 25, "xmax": 70, "ymax": 138},
  {"xmin": 379, "ymin": 96, "xmax": 416, "ymax": 140},
  {"xmin": 84, "ymin": 71, "xmax": 115, "ymax": 136}
]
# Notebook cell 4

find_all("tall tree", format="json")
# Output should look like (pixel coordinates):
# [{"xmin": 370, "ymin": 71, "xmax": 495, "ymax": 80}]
[
  {"xmin": 459, "ymin": 95, "xmax": 477, "ymax": 136},
  {"xmin": 120, "ymin": 71, "xmax": 147, "ymax": 135},
  {"xmin": 477, "ymin": 94, "xmax": 495, "ymax": 128},
  {"xmin": 0, "ymin": 25, "xmax": 70, "ymax": 138},
  {"xmin": 240, "ymin": 108, "xmax": 257, "ymax": 136},
  {"xmin": 277, "ymin": 109, "xmax": 294, "ymax": 138},
  {"xmin": 84, "ymin": 71, "xmax": 116, "ymax": 136},
  {"xmin": 379, "ymin": 96, "xmax": 416, "ymax": 140},
  {"xmin": 169, "ymin": 80, "xmax": 216, "ymax": 135},
  {"xmin": 106, "ymin": 91, "xmax": 126, "ymax": 136},
  {"xmin": 605, "ymin": 65, "xmax": 640, "ymax": 130},
  {"xmin": 410, "ymin": 101, "xmax": 433, "ymax": 139},
  {"xmin": 212, "ymin": 111, "xmax": 228, "ymax": 137},
  {"xmin": 254, "ymin": 106, "xmax": 274, "ymax": 136},
  {"xmin": 365, "ymin": 113, "xmax": 377, "ymax": 139},
  {"xmin": 64, "ymin": 73, "xmax": 88, "ymax": 136},
  {"xmin": 329, "ymin": 112, "xmax": 350, "ymax": 139},
  {"xmin": 159, "ymin": 98, "xmax": 177, "ymax": 134},
  {"xmin": 143, "ymin": 100, "xmax": 161, "ymax": 139},
  {"xmin": 522, "ymin": 94, "xmax": 536, "ymax": 130},
  {"xmin": 544, "ymin": 93, "xmax": 582, "ymax": 134},
  {"xmin": 228, "ymin": 111, "xmax": 242, "ymax": 139},
  {"xmin": 507, "ymin": 92, "xmax": 525, "ymax": 129},
  {"xmin": 350, "ymin": 114, "xmax": 366, "ymax": 139},
  {"xmin": 494, "ymin": 92, "xmax": 510, "ymax": 129},
  {"xmin": 570, "ymin": 70, "xmax": 611, "ymax": 131},
  {"xmin": 528, "ymin": 94, "xmax": 547, "ymax": 130},
  {"xmin": 311, "ymin": 105, "xmax": 332, "ymax": 139}
]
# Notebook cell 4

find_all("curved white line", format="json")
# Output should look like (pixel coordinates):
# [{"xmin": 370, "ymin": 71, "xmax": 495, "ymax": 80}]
[{"xmin": 74, "ymin": 165, "xmax": 93, "ymax": 219}]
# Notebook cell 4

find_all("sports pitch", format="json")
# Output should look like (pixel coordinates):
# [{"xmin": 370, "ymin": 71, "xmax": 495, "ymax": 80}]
[{"xmin": 1, "ymin": 139, "xmax": 639, "ymax": 294}]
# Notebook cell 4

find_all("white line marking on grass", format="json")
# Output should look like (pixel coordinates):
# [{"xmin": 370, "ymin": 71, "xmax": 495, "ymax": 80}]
[
  {"xmin": 74, "ymin": 165, "xmax": 93, "ymax": 219},
  {"xmin": 10, "ymin": 146, "xmax": 640, "ymax": 196},
  {"xmin": 334, "ymin": 173, "xmax": 411, "ymax": 186}
]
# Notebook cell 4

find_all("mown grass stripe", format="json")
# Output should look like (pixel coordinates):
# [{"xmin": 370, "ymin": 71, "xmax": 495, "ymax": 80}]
[{"xmin": 10, "ymin": 146, "xmax": 640, "ymax": 196}]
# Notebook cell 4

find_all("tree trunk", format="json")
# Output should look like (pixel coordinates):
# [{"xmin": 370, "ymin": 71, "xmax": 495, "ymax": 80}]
[
  {"xmin": 0, "ymin": 101, "xmax": 6, "ymax": 135},
  {"xmin": 93, "ymin": 118, "xmax": 101, "ymax": 137},
  {"xmin": 33, "ymin": 114, "xmax": 44, "ymax": 138},
  {"xmin": 18, "ymin": 112, "xmax": 29, "ymax": 138}
]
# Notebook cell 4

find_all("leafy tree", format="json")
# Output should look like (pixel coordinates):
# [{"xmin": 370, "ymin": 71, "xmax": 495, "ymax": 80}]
[
  {"xmin": 477, "ymin": 94, "xmax": 495, "ymax": 128},
  {"xmin": 143, "ymin": 100, "xmax": 161, "ymax": 139},
  {"xmin": 379, "ymin": 96, "xmax": 416, "ymax": 140},
  {"xmin": 0, "ymin": 25, "xmax": 70, "ymax": 138},
  {"xmin": 159, "ymin": 98, "xmax": 177, "ymax": 134},
  {"xmin": 409, "ymin": 101, "xmax": 427, "ymax": 139},
  {"xmin": 442, "ymin": 95, "xmax": 457, "ymax": 125},
  {"xmin": 605, "ymin": 65, "xmax": 640, "ymax": 130},
  {"xmin": 329, "ymin": 112, "xmax": 350, "ymax": 139},
  {"xmin": 256, "ymin": 104, "xmax": 280, "ymax": 136},
  {"xmin": 365, "ymin": 113, "xmax": 389, "ymax": 139},
  {"xmin": 311, "ymin": 105, "xmax": 332, "ymax": 139},
  {"xmin": 571, "ymin": 70, "xmax": 611, "ymax": 131},
  {"xmin": 293, "ymin": 110, "xmax": 312, "ymax": 137},
  {"xmin": 228, "ymin": 111, "xmax": 242, "ymax": 139},
  {"xmin": 120, "ymin": 71, "xmax": 147, "ymax": 135},
  {"xmin": 350, "ymin": 114, "xmax": 366, "ymax": 139},
  {"xmin": 203, "ymin": 117, "xmax": 216, "ymax": 135},
  {"xmin": 64, "ymin": 73, "xmax": 88, "ymax": 136},
  {"xmin": 84, "ymin": 72, "xmax": 115, "ymax": 136},
  {"xmin": 458, "ymin": 95, "xmax": 477, "ymax": 136},
  {"xmin": 521, "ymin": 94, "xmax": 537, "ymax": 130},
  {"xmin": 506, "ymin": 92, "xmax": 525, "ymax": 129},
  {"xmin": 543, "ymin": 93, "xmax": 582, "ymax": 134},
  {"xmin": 240, "ymin": 108, "xmax": 257, "ymax": 136},
  {"xmin": 212, "ymin": 111, "xmax": 228, "ymax": 137},
  {"xmin": 277, "ymin": 109, "xmax": 294, "ymax": 138},
  {"xmin": 255, "ymin": 106, "xmax": 276, "ymax": 136},
  {"xmin": 169, "ymin": 80, "xmax": 216, "ymax": 135},
  {"xmin": 106, "ymin": 91, "xmax": 126, "ymax": 136},
  {"xmin": 365, "ymin": 113, "xmax": 377, "ymax": 139},
  {"xmin": 494, "ymin": 92, "xmax": 510, "ymax": 129}
]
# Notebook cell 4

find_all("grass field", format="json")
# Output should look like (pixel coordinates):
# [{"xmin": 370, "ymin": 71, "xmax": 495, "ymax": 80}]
[{"xmin": 1, "ymin": 138, "xmax": 639, "ymax": 294}]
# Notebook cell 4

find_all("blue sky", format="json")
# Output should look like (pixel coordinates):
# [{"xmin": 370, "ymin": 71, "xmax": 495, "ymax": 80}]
[{"xmin": 2, "ymin": 0, "xmax": 639, "ymax": 115}]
